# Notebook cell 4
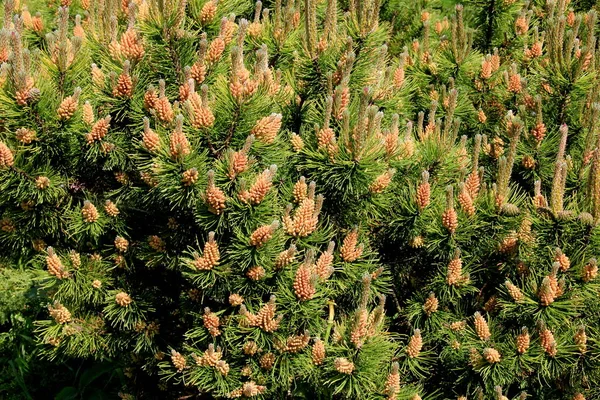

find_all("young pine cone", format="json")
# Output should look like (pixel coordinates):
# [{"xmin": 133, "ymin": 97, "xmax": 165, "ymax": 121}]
[
  {"xmin": 82, "ymin": 201, "xmax": 99, "ymax": 223},
  {"xmin": 115, "ymin": 292, "xmax": 133, "ymax": 307},
  {"xmin": 15, "ymin": 128, "xmax": 36, "ymax": 144},
  {"xmin": 114, "ymin": 236, "xmax": 129, "ymax": 252},
  {"xmin": 384, "ymin": 363, "xmax": 401, "ymax": 398},
  {"xmin": 293, "ymin": 263, "xmax": 316, "ymax": 301},
  {"xmin": 87, "ymin": 116, "xmax": 111, "ymax": 144},
  {"xmin": 113, "ymin": 62, "xmax": 134, "ymax": 98},
  {"xmin": 516, "ymin": 328, "xmax": 530, "ymax": 354},
  {"xmin": 82, "ymin": 102, "xmax": 94, "ymax": 126},
  {"xmin": 203, "ymin": 307, "xmax": 221, "ymax": 337},
  {"xmin": 539, "ymin": 276, "xmax": 556, "ymax": 306},
  {"xmin": 182, "ymin": 168, "xmax": 199, "ymax": 186},
  {"xmin": 35, "ymin": 176, "xmax": 50, "ymax": 190},
  {"xmin": 334, "ymin": 357, "xmax": 355, "ymax": 374},
  {"xmin": 474, "ymin": 312, "xmax": 491, "ymax": 340},
  {"xmin": 554, "ymin": 248, "xmax": 571, "ymax": 272},
  {"xmin": 540, "ymin": 326, "xmax": 557, "ymax": 356},
  {"xmin": 259, "ymin": 353, "xmax": 275, "ymax": 370},
  {"xmin": 293, "ymin": 176, "xmax": 308, "ymax": 203},
  {"xmin": 416, "ymin": 171, "xmax": 430, "ymax": 210},
  {"xmin": 422, "ymin": 292, "xmax": 439, "ymax": 316},
  {"xmin": 249, "ymin": 221, "xmax": 279, "ymax": 247},
  {"xmin": 246, "ymin": 265, "xmax": 266, "ymax": 281},
  {"xmin": 207, "ymin": 37, "xmax": 225, "ymax": 63},
  {"xmin": 340, "ymin": 228, "xmax": 363, "ymax": 262},
  {"xmin": 171, "ymin": 350, "xmax": 187, "ymax": 371},
  {"xmin": 442, "ymin": 208, "xmax": 458, "ymax": 234},
  {"xmin": 458, "ymin": 183, "xmax": 475, "ymax": 216},
  {"xmin": 290, "ymin": 133, "xmax": 304, "ymax": 151},
  {"xmin": 49, "ymin": 302, "xmax": 72, "ymax": 324},
  {"xmin": 104, "ymin": 200, "xmax": 120, "ymax": 217},
  {"xmin": 311, "ymin": 338, "xmax": 326, "ymax": 365},
  {"xmin": 483, "ymin": 348, "xmax": 501, "ymax": 363},
  {"xmin": 406, "ymin": 329, "xmax": 423, "ymax": 358},
  {"xmin": 142, "ymin": 120, "xmax": 160, "ymax": 152},
  {"xmin": 446, "ymin": 253, "xmax": 463, "ymax": 286},
  {"xmin": 275, "ymin": 246, "xmax": 297, "ymax": 270},
  {"xmin": 57, "ymin": 88, "xmax": 81, "ymax": 120},
  {"xmin": 283, "ymin": 332, "xmax": 310, "ymax": 354},
  {"xmin": 369, "ymin": 169, "xmax": 395, "ymax": 194},
  {"xmin": 243, "ymin": 341, "xmax": 258, "ymax": 355},
  {"xmin": 120, "ymin": 29, "xmax": 145, "ymax": 61},
  {"xmin": 315, "ymin": 242, "xmax": 335, "ymax": 279},
  {"xmin": 229, "ymin": 294, "xmax": 244, "ymax": 306},
  {"xmin": 582, "ymin": 259, "xmax": 598, "ymax": 282},
  {"xmin": 506, "ymin": 281, "xmax": 524, "ymax": 302},
  {"xmin": 251, "ymin": 113, "xmax": 282, "ymax": 144},
  {"xmin": 574, "ymin": 326, "xmax": 587, "ymax": 353},
  {"xmin": 205, "ymin": 170, "xmax": 226, "ymax": 215},
  {"xmin": 0, "ymin": 142, "xmax": 14, "ymax": 168}
]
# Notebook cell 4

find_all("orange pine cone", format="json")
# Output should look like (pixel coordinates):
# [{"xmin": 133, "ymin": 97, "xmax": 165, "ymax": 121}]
[
  {"xmin": 169, "ymin": 123, "xmax": 191, "ymax": 159},
  {"xmin": 200, "ymin": 0, "xmax": 217, "ymax": 24},
  {"xmin": 88, "ymin": 116, "xmax": 111, "ymax": 143},
  {"xmin": 142, "ymin": 126, "xmax": 160, "ymax": 152},
  {"xmin": 82, "ymin": 201, "xmax": 99, "ymax": 223},
  {"xmin": 203, "ymin": 307, "xmax": 221, "ymax": 336},
  {"xmin": 249, "ymin": 222, "xmax": 278, "ymax": 247},
  {"xmin": 406, "ymin": 329, "xmax": 423, "ymax": 358},
  {"xmin": 474, "ymin": 312, "xmax": 491, "ymax": 340},
  {"xmin": 442, "ymin": 208, "xmax": 458, "ymax": 234},
  {"xmin": 207, "ymin": 37, "xmax": 225, "ymax": 63},
  {"xmin": 446, "ymin": 255, "xmax": 463, "ymax": 285},
  {"xmin": 483, "ymin": 347, "xmax": 501, "ymax": 363},
  {"xmin": 513, "ymin": 328, "xmax": 529, "ymax": 354},
  {"xmin": 506, "ymin": 281, "xmax": 524, "ymax": 302},
  {"xmin": 104, "ymin": 200, "xmax": 120, "ymax": 217},
  {"xmin": 458, "ymin": 185, "xmax": 475, "ymax": 216},
  {"xmin": 422, "ymin": 293, "xmax": 438, "ymax": 316},
  {"xmin": 0, "ymin": 142, "xmax": 14, "ymax": 168},
  {"xmin": 293, "ymin": 263, "xmax": 316, "ymax": 301},
  {"xmin": 113, "ymin": 71, "xmax": 134, "ymax": 98},
  {"xmin": 171, "ymin": 350, "xmax": 187, "ymax": 371},
  {"xmin": 120, "ymin": 29, "xmax": 145, "ymax": 61},
  {"xmin": 57, "ymin": 88, "xmax": 81, "ymax": 120},
  {"xmin": 251, "ymin": 114, "xmax": 282, "ymax": 144},
  {"xmin": 182, "ymin": 168, "xmax": 199, "ymax": 186},
  {"xmin": 540, "ymin": 327, "xmax": 557, "ymax": 356},
  {"xmin": 334, "ymin": 357, "xmax": 355, "ymax": 374},
  {"xmin": 340, "ymin": 229, "xmax": 363, "ymax": 262},
  {"xmin": 116, "ymin": 292, "xmax": 133, "ymax": 307},
  {"xmin": 311, "ymin": 338, "xmax": 326, "ymax": 365}
]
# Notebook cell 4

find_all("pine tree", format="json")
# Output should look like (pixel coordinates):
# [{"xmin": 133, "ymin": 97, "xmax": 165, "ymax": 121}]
[{"xmin": 1, "ymin": 0, "xmax": 600, "ymax": 399}]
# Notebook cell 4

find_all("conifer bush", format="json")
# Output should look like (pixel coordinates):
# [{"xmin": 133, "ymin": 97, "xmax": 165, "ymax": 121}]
[{"xmin": 1, "ymin": 0, "xmax": 600, "ymax": 398}]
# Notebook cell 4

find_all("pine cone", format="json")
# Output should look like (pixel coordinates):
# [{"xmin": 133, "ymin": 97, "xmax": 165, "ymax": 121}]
[
  {"xmin": 259, "ymin": 353, "xmax": 275, "ymax": 370},
  {"xmin": 474, "ymin": 312, "xmax": 491, "ymax": 340},
  {"xmin": 251, "ymin": 114, "xmax": 282, "ymax": 144},
  {"xmin": 171, "ymin": 350, "xmax": 187, "ymax": 371},
  {"xmin": 406, "ymin": 329, "xmax": 423, "ymax": 358},
  {"xmin": 442, "ymin": 208, "xmax": 458, "ymax": 234},
  {"xmin": 82, "ymin": 201, "xmax": 99, "ymax": 223},
  {"xmin": 115, "ymin": 292, "xmax": 132, "ymax": 307},
  {"xmin": 423, "ymin": 293, "xmax": 439, "ymax": 316},
  {"xmin": 516, "ymin": 328, "xmax": 530, "ymax": 354},
  {"xmin": 334, "ymin": 357, "xmax": 355, "ymax": 374},
  {"xmin": 104, "ymin": 200, "xmax": 120, "ymax": 217},
  {"xmin": 0, "ymin": 142, "xmax": 14, "ymax": 168},
  {"xmin": 483, "ymin": 348, "xmax": 501, "ymax": 363},
  {"xmin": 311, "ymin": 338, "xmax": 326, "ymax": 365}
]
